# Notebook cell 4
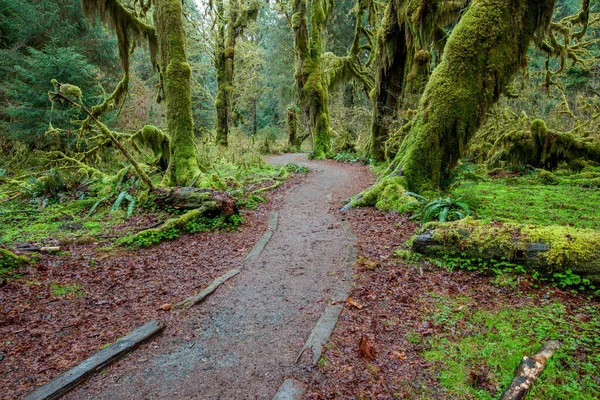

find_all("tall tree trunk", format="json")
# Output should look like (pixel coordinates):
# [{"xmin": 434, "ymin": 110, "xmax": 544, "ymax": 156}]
[
  {"xmin": 252, "ymin": 97, "xmax": 257, "ymax": 137},
  {"xmin": 292, "ymin": 0, "xmax": 332, "ymax": 159},
  {"xmin": 390, "ymin": 0, "xmax": 555, "ymax": 192},
  {"xmin": 369, "ymin": 1, "xmax": 407, "ymax": 162},
  {"xmin": 155, "ymin": 0, "xmax": 201, "ymax": 186},
  {"xmin": 215, "ymin": 0, "xmax": 230, "ymax": 147}
]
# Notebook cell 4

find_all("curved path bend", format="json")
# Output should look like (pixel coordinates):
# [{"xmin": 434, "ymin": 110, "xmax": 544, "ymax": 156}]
[{"xmin": 67, "ymin": 154, "xmax": 371, "ymax": 399}]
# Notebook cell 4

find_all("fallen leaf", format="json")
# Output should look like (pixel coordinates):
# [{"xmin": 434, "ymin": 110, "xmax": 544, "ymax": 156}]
[
  {"xmin": 392, "ymin": 351, "xmax": 407, "ymax": 360},
  {"xmin": 347, "ymin": 297, "xmax": 363, "ymax": 310},
  {"xmin": 159, "ymin": 303, "xmax": 172, "ymax": 311},
  {"xmin": 359, "ymin": 335, "xmax": 376, "ymax": 359}
]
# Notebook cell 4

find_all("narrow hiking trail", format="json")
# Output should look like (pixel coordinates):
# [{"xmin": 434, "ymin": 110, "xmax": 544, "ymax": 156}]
[{"xmin": 65, "ymin": 154, "xmax": 372, "ymax": 399}]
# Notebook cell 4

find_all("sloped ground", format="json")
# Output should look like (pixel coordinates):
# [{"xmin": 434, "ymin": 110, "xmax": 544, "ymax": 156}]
[{"xmin": 57, "ymin": 154, "xmax": 372, "ymax": 399}]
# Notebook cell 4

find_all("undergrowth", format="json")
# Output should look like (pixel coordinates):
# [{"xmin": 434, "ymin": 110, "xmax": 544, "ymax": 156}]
[{"xmin": 418, "ymin": 295, "xmax": 600, "ymax": 399}]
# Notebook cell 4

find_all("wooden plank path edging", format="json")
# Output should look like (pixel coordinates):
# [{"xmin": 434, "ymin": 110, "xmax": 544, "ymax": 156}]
[
  {"xmin": 24, "ymin": 320, "xmax": 165, "ymax": 400},
  {"xmin": 246, "ymin": 211, "xmax": 278, "ymax": 261},
  {"xmin": 175, "ymin": 268, "xmax": 241, "ymax": 309},
  {"xmin": 272, "ymin": 378, "xmax": 305, "ymax": 400}
]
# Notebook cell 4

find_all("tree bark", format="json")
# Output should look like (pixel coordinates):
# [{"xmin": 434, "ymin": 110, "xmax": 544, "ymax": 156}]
[
  {"xmin": 154, "ymin": 0, "xmax": 201, "ymax": 186},
  {"xmin": 292, "ymin": 0, "xmax": 332, "ymax": 159},
  {"xmin": 500, "ymin": 341, "xmax": 561, "ymax": 400}
]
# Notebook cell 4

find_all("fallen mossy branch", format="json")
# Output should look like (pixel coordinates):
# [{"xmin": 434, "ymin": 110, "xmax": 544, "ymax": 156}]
[
  {"xmin": 126, "ymin": 187, "xmax": 238, "ymax": 247},
  {"xmin": 0, "ymin": 248, "xmax": 32, "ymax": 277},
  {"xmin": 411, "ymin": 217, "xmax": 600, "ymax": 284},
  {"xmin": 495, "ymin": 119, "xmax": 600, "ymax": 171}
]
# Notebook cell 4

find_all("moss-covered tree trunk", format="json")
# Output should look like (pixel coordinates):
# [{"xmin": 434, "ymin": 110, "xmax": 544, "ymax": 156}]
[
  {"xmin": 292, "ymin": 0, "xmax": 332, "ymax": 159},
  {"xmin": 389, "ymin": 0, "xmax": 555, "ymax": 192},
  {"xmin": 154, "ymin": 0, "xmax": 201, "ymax": 186},
  {"xmin": 215, "ymin": 0, "xmax": 234, "ymax": 147}
]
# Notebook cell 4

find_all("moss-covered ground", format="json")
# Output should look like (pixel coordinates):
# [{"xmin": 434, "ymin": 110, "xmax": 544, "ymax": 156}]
[
  {"xmin": 453, "ymin": 174, "xmax": 600, "ymax": 230},
  {"xmin": 418, "ymin": 294, "xmax": 600, "ymax": 399}
]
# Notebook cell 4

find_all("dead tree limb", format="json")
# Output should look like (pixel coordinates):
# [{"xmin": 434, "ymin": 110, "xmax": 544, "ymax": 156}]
[{"xmin": 500, "ymin": 340, "xmax": 562, "ymax": 400}]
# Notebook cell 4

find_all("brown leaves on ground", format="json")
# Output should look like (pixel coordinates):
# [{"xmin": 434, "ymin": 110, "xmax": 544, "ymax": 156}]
[
  {"xmin": 0, "ymin": 177, "xmax": 300, "ymax": 400},
  {"xmin": 304, "ymin": 206, "xmax": 594, "ymax": 399}
]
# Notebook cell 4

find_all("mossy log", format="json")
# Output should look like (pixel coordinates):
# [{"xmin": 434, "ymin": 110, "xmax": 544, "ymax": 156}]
[
  {"xmin": 0, "ymin": 248, "xmax": 32, "ymax": 270},
  {"xmin": 131, "ymin": 188, "xmax": 237, "ymax": 245},
  {"xmin": 412, "ymin": 218, "xmax": 600, "ymax": 283},
  {"xmin": 499, "ymin": 119, "xmax": 600, "ymax": 170},
  {"xmin": 153, "ymin": 187, "xmax": 237, "ymax": 214}
]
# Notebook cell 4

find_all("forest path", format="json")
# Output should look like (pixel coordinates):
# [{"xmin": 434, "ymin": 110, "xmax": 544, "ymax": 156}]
[{"xmin": 66, "ymin": 153, "xmax": 372, "ymax": 400}]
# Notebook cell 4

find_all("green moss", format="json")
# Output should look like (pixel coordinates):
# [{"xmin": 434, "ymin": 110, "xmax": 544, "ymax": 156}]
[
  {"xmin": 418, "ymin": 296, "xmax": 600, "ymax": 399},
  {"xmin": 353, "ymin": 175, "xmax": 414, "ymax": 212},
  {"xmin": 155, "ymin": 0, "xmax": 201, "ymax": 186},
  {"xmin": 131, "ymin": 125, "xmax": 170, "ymax": 170},
  {"xmin": 415, "ymin": 218, "xmax": 600, "ymax": 283},
  {"xmin": 0, "ymin": 248, "xmax": 31, "ymax": 278},
  {"xmin": 452, "ymin": 180, "xmax": 600, "ymax": 229}
]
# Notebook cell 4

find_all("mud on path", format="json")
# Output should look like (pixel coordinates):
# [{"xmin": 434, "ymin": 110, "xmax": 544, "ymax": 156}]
[{"xmin": 66, "ymin": 154, "xmax": 372, "ymax": 399}]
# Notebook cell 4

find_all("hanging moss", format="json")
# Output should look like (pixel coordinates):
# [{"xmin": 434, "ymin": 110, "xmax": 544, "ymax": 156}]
[
  {"xmin": 81, "ymin": 0, "xmax": 157, "ymax": 73},
  {"xmin": 374, "ymin": 0, "xmax": 556, "ymax": 201},
  {"xmin": 412, "ymin": 218, "xmax": 600, "ymax": 283},
  {"xmin": 368, "ymin": 0, "xmax": 468, "ymax": 162},
  {"xmin": 499, "ymin": 119, "xmax": 600, "ymax": 170},
  {"xmin": 154, "ymin": 0, "xmax": 201, "ymax": 186},
  {"xmin": 131, "ymin": 125, "xmax": 171, "ymax": 170}
]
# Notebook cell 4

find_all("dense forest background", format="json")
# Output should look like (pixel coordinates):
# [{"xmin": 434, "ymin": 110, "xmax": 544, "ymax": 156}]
[{"xmin": 0, "ymin": 0, "xmax": 597, "ymax": 161}]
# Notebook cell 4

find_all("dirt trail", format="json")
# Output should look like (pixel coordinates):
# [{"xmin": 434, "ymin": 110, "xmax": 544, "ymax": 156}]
[{"xmin": 66, "ymin": 154, "xmax": 372, "ymax": 399}]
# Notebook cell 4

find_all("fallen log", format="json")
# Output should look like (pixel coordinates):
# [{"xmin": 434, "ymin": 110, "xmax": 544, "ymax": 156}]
[
  {"xmin": 411, "ymin": 218, "xmax": 600, "ymax": 283},
  {"xmin": 129, "ymin": 188, "xmax": 237, "ymax": 246},
  {"xmin": 152, "ymin": 187, "xmax": 236, "ymax": 214},
  {"xmin": 14, "ymin": 245, "xmax": 60, "ymax": 253},
  {"xmin": 0, "ymin": 247, "xmax": 32, "ymax": 268},
  {"xmin": 500, "ymin": 340, "xmax": 562, "ymax": 400}
]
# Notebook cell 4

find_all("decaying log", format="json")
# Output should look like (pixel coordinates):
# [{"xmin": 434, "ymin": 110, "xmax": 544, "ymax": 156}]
[
  {"xmin": 152, "ymin": 187, "xmax": 237, "ymax": 215},
  {"xmin": 500, "ymin": 340, "xmax": 562, "ymax": 400}
]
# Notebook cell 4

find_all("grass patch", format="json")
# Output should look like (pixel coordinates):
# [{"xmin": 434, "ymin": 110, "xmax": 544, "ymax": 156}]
[
  {"xmin": 417, "ymin": 295, "xmax": 600, "ymax": 399},
  {"xmin": 49, "ymin": 282, "xmax": 85, "ymax": 298},
  {"xmin": 453, "ymin": 179, "xmax": 600, "ymax": 229}
]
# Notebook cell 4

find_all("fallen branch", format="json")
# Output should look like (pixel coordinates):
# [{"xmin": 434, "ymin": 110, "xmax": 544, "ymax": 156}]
[
  {"xmin": 14, "ymin": 245, "xmax": 60, "ymax": 253},
  {"xmin": 500, "ymin": 340, "xmax": 562, "ymax": 400}
]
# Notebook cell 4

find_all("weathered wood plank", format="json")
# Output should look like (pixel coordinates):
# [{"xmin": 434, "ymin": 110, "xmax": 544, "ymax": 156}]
[
  {"xmin": 24, "ymin": 320, "xmax": 165, "ymax": 400},
  {"xmin": 245, "ymin": 231, "xmax": 273, "ymax": 260},
  {"xmin": 175, "ymin": 268, "xmax": 240, "ymax": 309},
  {"xmin": 297, "ymin": 303, "xmax": 344, "ymax": 366},
  {"xmin": 272, "ymin": 378, "xmax": 305, "ymax": 400},
  {"xmin": 268, "ymin": 211, "xmax": 279, "ymax": 232}
]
